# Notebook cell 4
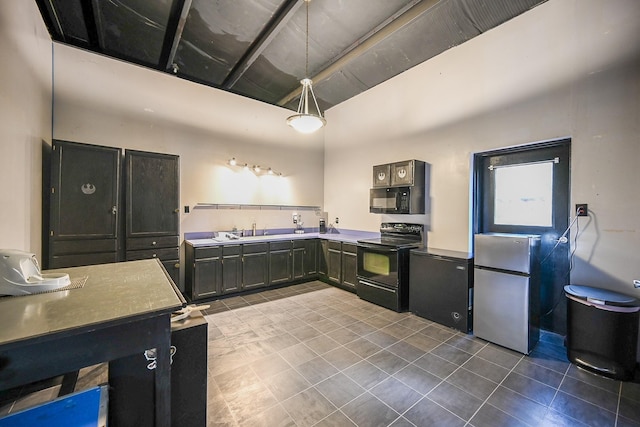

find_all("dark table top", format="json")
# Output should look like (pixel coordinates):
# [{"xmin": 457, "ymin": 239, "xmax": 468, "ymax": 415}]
[{"xmin": 0, "ymin": 259, "xmax": 184, "ymax": 347}]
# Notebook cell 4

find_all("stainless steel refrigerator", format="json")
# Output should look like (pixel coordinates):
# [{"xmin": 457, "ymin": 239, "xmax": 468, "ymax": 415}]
[{"xmin": 473, "ymin": 233, "xmax": 541, "ymax": 354}]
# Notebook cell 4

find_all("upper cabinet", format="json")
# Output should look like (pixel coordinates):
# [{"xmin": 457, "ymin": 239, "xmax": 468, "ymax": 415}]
[
  {"xmin": 372, "ymin": 160, "xmax": 425, "ymax": 188},
  {"xmin": 48, "ymin": 140, "xmax": 121, "ymax": 269}
]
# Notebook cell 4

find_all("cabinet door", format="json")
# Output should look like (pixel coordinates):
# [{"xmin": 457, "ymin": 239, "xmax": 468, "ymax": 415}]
[
  {"xmin": 304, "ymin": 240, "xmax": 318, "ymax": 275},
  {"xmin": 243, "ymin": 252, "xmax": 268, "ymax": 290},
  {"xmin": 126, "ymin": 150, "xmax": 179, "ymax": 238},
  {"xmin": 341, "ymin": 245, "xmax": 357, "ymax": 290},
  {"xmin": 194, "ymin": 257, "xmax": 221, "ymax": 299},
  {"xmin": 222, "ymin": 254, "xmax": 242, "ymax": 294},
  {"xmin": 328, "ymin": 247, "xmax": 342, "ymax": 284},
  {"xmin": 319, "ymin": 240, "xmax": 328, "ymax": 277},
  {"xmin": 270, "ymin": 250, "xmax": 292, "ymax": 285},
  {"xmin": 292, "ymin": 247, "xmax": 305, "ymax": 280},
  {"xmin": 50, "ymin": 140, "xmax": 120, "ymax": 240}
]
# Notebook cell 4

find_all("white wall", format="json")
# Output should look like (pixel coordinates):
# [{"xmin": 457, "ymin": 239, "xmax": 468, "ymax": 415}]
[
  {"xmin": 0, "ymin": 1, "xmax": 52, "ymax": 257},
  {"xmin": 324, "ymin": 0, "xmax": 640, "ymax": 295},
  {"xmin": 51, "ymin": 44, "xmax": 325, "ymax": 236}
]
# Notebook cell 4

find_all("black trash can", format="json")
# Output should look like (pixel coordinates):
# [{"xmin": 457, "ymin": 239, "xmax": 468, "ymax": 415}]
[{"xmin": 565, "ymin": 285, "xmax": 640, "ymax": 380}]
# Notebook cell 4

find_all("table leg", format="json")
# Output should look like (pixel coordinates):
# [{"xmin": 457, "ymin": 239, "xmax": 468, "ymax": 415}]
[{"xmin": 154, "ymin": 314, "xmax": 172, "ymax": 427}]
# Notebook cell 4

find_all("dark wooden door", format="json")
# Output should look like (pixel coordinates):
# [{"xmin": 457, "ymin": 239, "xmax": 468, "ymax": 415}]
[
  {"xmin": 126, "ymin": 150, "xmax": 179, "ymax": 238},
  {"xmin": 50, "ymin": 140, "xmax": 120, "ymax": 240}
]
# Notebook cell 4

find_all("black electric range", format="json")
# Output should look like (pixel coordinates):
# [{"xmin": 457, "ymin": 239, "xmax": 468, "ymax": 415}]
[{"xmin": 356, "ymin": 223, "xmax": 424, "ymax": 312}]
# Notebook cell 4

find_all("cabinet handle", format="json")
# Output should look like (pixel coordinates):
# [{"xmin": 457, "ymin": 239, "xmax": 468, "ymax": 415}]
[
  {"xmin": 152, "ymin": 253, "xmax": 157, "ymax": 258},
  {"xmin": 152, "ymin": 241, "xmax": 157, "ymax": 246},
  {"xmin": 112, "ymin": 206, "xmax": 117, "ymax": 215},
  {"xmin": 174, "ymin": 208, "xmax": 180, "ymax": 213},
  {"xmin": 174, "ymin": 263, "xmax": 180, "ymax": 268}
]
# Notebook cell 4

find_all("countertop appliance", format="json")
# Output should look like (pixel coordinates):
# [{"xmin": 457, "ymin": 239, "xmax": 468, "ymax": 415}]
[
  {"xmin": 0, "ymin": 249, "xmax": 70, "ymax": 296},
  {"xmin": 357, "ymin": 223, "xmax": 424, "ymax": 312},
  {"xmin": 409, "ymin": 248, "xmax": 473, "ymax": 333},
  {"xmin": 473, "ymin": 233, "xmax": 541, "ymax": 354}
]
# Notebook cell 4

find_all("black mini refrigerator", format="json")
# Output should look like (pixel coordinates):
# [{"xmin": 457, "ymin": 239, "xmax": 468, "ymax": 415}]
[{"xmin": 409, "ymin": 248, "xmax": 473, "ymax": 333}]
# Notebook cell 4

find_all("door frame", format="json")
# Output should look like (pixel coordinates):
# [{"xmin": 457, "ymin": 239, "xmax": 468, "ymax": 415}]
[{"xmin": 472, "ymin": 138, "xmax": 572, "ymax": 333}]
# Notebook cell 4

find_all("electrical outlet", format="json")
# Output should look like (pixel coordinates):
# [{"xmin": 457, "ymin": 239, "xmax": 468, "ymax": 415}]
[
  {"xmin": 575, "ymin": 204, "xmax": 588, "ymax": 217},
  {"xmin": 292, "ymin": 213, "xmax": 298, "ymax": 224},
  {"xmin": 184, "ymin": 205, "xmax": 190, "ymax": 213},
  {"xmin": 335, "ymin": 217, "xmax": 339, "ymax": 224}
]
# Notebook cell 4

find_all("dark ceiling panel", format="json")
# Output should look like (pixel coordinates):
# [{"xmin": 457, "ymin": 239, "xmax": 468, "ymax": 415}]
[
  {"xmin": 174, "ymin": 0, "xmax": 286, "ymax": 86},
  {"xmin": 95, "ymin": 0, "xmax": 176, "ymax": 66},
  {"xmin": 35, "ymin": 0, "xmax": 548, "ymax": 111},
  {"xmin": 50, "ymin": 0, "xmax": 90, "ymax": 45}
]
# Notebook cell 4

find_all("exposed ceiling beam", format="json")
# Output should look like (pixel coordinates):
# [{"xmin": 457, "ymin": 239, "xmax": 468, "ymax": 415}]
[
  {"xmin": 160, "ymin": 0, "xmax": 193, "ymax": 72},
  {"xmin": 278, "ymin": 0, "xmax": 440, "ymax": 107},
  {"xmin": 86, "ymin": 0, "xmax": 103, "ymax": 51},
  {"xmin": 222, "ymin": 0, "xmax": 303, "ymax": 90}
]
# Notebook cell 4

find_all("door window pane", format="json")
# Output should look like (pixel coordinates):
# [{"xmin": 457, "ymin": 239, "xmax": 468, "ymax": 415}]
[{"xmin": 494, "ymin": 162, "xmax": 553, "ymax": 227}]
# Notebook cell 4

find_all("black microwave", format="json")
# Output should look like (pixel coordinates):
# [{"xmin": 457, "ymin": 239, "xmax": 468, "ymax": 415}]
[{"xmin": 369, "ymin": 186, "xmax": 425, "ymax": 214}]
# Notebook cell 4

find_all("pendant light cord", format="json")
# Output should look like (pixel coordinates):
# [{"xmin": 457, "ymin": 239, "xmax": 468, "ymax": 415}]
[{"xmin": 305, "ymin": 0, "xmax": 309, "ymax": 78}]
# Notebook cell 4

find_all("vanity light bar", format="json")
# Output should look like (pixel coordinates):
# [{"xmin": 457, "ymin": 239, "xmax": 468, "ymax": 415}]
[{"xmin": 227, "ymin": 158, "xmax": 283, "ymax": 177}]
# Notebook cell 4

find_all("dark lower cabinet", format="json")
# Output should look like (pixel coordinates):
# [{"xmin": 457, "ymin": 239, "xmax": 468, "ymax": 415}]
[
  {"xmin": 341, "ymin": 243, "xmax": 358, "ymax": 290},
  {"xmin": 109, "ymin": 311, "xmax": 208, "ymax": 427},
  {"xmin": 185, "ymin": 246, "xmax": 221, "ymax": 301},
  {"xmin": 293, "ymin": 239, "xmax": 318, "ymax": 280},
  {"xmin": 269, "ymin": 241, "xmax": 292, "ymax": 285},
  {"xmin": 184, "ymin": 239, "xmax": 326, "ymax": 301},
  {"xmin": 318, "ymin": 240, "xmax": 357, "ymax": 292},
  {"xmin": 222, "ymin": 245, "xmax": 242, "ymax": 293},
  {"xmin": 327, "ymin": 241, "xmax": 342, "ymax": 284},
  {"xmin": 242, "ymin": 243, "xmax": 268, "ymax": 290}
]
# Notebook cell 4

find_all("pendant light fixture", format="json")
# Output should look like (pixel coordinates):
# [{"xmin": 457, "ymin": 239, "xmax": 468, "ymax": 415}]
[{"xmin": 286, "ymin": 0, "xmax": 326, "ymax": 134}]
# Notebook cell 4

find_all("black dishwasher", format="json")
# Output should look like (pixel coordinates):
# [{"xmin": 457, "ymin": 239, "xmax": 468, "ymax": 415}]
[{"xmin": 409, "ymin": 248, "xmax": 473, "ymax": 333}]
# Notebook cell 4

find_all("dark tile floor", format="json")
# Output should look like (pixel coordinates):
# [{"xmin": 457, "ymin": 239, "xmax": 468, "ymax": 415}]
[
  {"xmin": 202, "ymin": 281, "xmax": 640, "ymax": 427},
  {"xmin": 2, "ymin": 281, "xmax": 639, "ymax": 427}
]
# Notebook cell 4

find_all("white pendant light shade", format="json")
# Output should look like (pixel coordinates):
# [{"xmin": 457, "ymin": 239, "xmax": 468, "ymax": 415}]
[
  {"xmin": 287, "ymin": 78, "xmax": 326, "ymax": 133},
  {"xmin": 287, "ymin": 114, "xmax": 326, "ymax": 134}
]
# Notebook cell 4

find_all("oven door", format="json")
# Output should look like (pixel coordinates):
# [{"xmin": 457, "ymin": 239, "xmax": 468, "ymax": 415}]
[{"xmin": 356, "ymin": 243, "xmax": 399, "ymax": 287}]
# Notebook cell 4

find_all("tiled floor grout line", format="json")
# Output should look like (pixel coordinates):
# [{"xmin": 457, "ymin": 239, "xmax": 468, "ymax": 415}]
[
  {"xmin": 461, "ymin": 350, "xmax": 526, "ymax": 427},
  {"xmin": 204, "ymin": 283, "xmax": 637, "ymax": 427}
]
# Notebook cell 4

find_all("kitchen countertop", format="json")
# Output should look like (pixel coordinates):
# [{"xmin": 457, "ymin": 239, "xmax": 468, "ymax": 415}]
[{"xmin": 186, "ymin": 231, "xmax": 378, "ymax": 247}]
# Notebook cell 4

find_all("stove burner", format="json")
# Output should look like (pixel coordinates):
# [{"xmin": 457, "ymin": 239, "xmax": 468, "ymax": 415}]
[{"xmin": 357, "ymin": 222, "xmax": 424, "ymax": 249}]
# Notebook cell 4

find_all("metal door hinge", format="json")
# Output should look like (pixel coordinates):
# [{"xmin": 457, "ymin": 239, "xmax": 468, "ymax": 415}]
[{"xmin": 50, "ymin": 230, "xmax": 54, "ymax": 236}]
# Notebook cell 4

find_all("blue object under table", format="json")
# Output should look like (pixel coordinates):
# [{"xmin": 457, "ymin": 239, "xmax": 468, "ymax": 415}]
[{"xmin": 0, "ymin": 260, "xmax": 185, "ymax": 427}]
